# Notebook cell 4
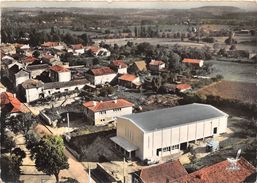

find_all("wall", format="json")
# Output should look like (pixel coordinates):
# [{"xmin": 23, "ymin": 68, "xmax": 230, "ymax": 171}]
[
  {"xmin": 117, "ymin": 118, "xmax": 144, "ymax": 160},
  {"xmin": 93, "ymin": 106, "xmax": 133, "ymax": 125},
  {"xmin": 117, "ymin": 67, "xmax": 127, "ymax": 74},
  {"xmin": 15, "ymin": 75, "xmax": 30, "ymax": 87},
  {"xmin": 142, "ymin": 116, "xmax": 228, "ymax": 160},
  {"xmin": 25, "ymin": 87, "xmax": 43, "ymax": 103},
  {"xmin": 94, "ymin": 73, "xmax": 117, "ymax": 85},
  {"xmin": 58, "ymin": 72, "xmax": 71, "ymax": 82}
]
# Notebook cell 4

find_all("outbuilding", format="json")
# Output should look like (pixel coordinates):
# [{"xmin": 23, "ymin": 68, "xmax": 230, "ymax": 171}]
[{"xmin": 111, "ymin": 103, "xmax": 228, "ymax": 161}]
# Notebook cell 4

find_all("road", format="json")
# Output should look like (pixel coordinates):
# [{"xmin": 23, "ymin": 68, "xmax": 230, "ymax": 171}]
[{"xmin": 34, "ymin": 124, "xmax": 94, "ymax": 183}]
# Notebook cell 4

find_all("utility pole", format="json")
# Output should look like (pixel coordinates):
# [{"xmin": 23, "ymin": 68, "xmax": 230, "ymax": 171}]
[
  {"xmin": 123, "ymin": 157, "xmax": 126, "ymax": 183},
  {"xmin": 88, "ymin": 163, "xmax": 91, "ymax": 183}
]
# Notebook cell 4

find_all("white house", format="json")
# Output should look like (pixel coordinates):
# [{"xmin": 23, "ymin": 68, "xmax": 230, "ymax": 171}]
[
  {"xmin": 182, "ymin": 58, "xmax": 204, "ymax": 67},
  {"xmin": 149, "ymin": 60, "xmax": 165, "ymax": 71},
  {"xmin": 21, "ymin": 79, "xmax": 44, "ymax": 103},
  {"xmin": 110, "ymin": 60, "xmax": 128, "ymax": 74},
  {"xmin": 49, "ymin": 65, "xmax": 71, "ymax": 82},
  {"xmin": 68, "ymin": 44, "xmax": 85, "ymax": 55},
  {"xmin": 85, "ymin": 67, "xmax": 117, "ymax": 86},
  {"xmin": 26, "ymin": 64, "xmax": 50, "ymax": 79},
  {"xmin": 83, "ymin": 99, "xmax": 133, "ymax": 125},
  {"xmin": 85, "ymin": 46, "xmax": 111, "ymax": 57},
  {"xmin": 111, "ymin": 103, "xmax": 228, "ymax": 160},
  {"xmin": 21, "ymin": 79, "xmax": 89, "ymax": 103}
]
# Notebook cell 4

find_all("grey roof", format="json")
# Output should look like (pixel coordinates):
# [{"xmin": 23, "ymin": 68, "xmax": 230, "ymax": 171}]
[{"xmin": 121, "ymin": 103, "xmax": 228, "ymax": 132}]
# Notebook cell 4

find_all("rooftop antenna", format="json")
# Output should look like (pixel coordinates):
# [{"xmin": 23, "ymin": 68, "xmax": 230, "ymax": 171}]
[{"xmin": 226, "ymin": 149, "xmax": 241, "ymax": 171}]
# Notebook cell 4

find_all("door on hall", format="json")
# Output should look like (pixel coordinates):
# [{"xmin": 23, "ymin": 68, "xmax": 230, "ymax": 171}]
[{"xmin": 213, "ymin": 127, "xmax": 217, "ymax": 134}]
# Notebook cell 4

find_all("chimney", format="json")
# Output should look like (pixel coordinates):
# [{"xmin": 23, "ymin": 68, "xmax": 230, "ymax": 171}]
[
  {"xmin": 113, "ymin": 99, "xmax": 117, "ymax": 103},
  {"xmin": 93, "ymin": 101, "xmax": 97, "ymax": 106},
  {"xmin": 100, "ymin": 101, "xmax": 103, "ymax": 103},
  {"xmin": 119, "ymin": 65, "xmax": 122, "ymax": 69}
]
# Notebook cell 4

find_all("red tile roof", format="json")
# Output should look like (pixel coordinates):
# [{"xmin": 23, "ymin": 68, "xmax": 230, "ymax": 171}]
[
  {"xmin": 88, "ymin": 67, "xmax": 115, "ymax": 76},
  {"xmin": 149, "ymin": 60, "xmax": 165, "ymax": 65},
  {"xmin": 23, "ymin": 56, "xmax": 37, "ymax": 63},
  {"xmin": 0, "ymin": 92, "xmax": 30, "ymax": 113},
  {"xmin": 139, "ymin": 160, "xmax": 188, "ymax": 183},
  {"xmin": 42, "ymin": 54, "xmax": 54, "ymax": 60},
  {"xmin": 176, "ymin": 84, "xmax": 192, "ymax": 90},
  {"xmin": 86, "ymin": 46, "xmax": 100, "ymax": 53},
  {"xmin": 83, "ymin": 99, "xmax": 133, "ymax": 112},
  {"xmin": 50, "ymin": 65, "xmax": 70, "ymax": 72},
  {"xmin": 112, "ymin": 60, "xmax": 128, "ymax": 68},
  {"xmin": 71, "ymin": 44, "xmax": 84, "ymax": 50},
  {"xmin": 175, "ymin": 157, "xmax": 256, "ymax": 183},
  {"xmin": 182, "ymin": 58, "xmax": 203, "ymax": 64},
  {"xmin": 118, "ymin": 74, "xmax": 137, "ymax": 82},
  {"xmin": 41, "ymin": 42, "xmax": 59, "ymax": 47}
]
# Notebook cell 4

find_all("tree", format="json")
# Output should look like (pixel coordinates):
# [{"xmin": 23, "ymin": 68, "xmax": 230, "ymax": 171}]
[
  {"xmin": 1, "ymin": 148, "xmax": 26, "ymax": 182},
  {"xmin": 32, "ymin": 50, "xmax": 41, "ymax": 58},
  {"xmin": 230, "ymin": 45, "xmax": 237, "ymax": 50},
  {"xmin": 5, "ymin": 113, "xmax": 35, "ymax": 134},
  {"xmin": 152, "ymin": 76, "xmax": 162, "ymax": 92},
  {"xmin": 30, "ymin": 135, "xmax": 69, "ymax": 182}
]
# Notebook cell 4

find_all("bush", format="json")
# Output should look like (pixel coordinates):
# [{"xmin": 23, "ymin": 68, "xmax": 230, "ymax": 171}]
[{"xmin": 201, "ymin": 37, "xmax": 215, "ymax": 43}]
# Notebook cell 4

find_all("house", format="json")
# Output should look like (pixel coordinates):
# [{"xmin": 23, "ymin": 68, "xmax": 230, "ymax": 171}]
[
  {"xmin": 85, "ymin": 67, "xmax": 116, "ymax": 86},
  {"xmin": 175, "ymin": 157, "xmax": 256, "ymax": 183},
  {"xmin": 130, "ymin": 61, "xmax": 147, "ymax": 73},
  {"xmin": 22, "ymin": 56, "xmax": 38, "ymax": 66},
  {"xmin": 110, "ymin": 60, "xmax": 128, "ymax": 74},
  {"xmin": 148, "ymin": 60, "xmax": 165, "ymax": 71},
  {"xmin": 118, "ymin": 74, "xmax": 141, "ymax": 88},
  {"xmin": 182, "ymin": 58, "xmax": 204, "ymax": 67},
  {"xmin": 14, "ymin": 70, "xmax": 30, "ymax": 88},
  {"xmin": 176, "ymin": 84, "xmax": 192, "ymax": 93},
  {"xmin": 133, "ymin": 160, "xmax": 188, "ymax": 183},
  {"xmin": 41, "ymin": 41, "xmax": 60, "ymax": 48},
  {"xmin": 0, "ymin": 92, "xmax": 30, "ymax": 115},
  {"xmin": 0, "ymin": 44, "xmax": 16, "ymax": 55},
  {"xmin": 68, "ymin": 44, "xmax": 85, "ymax": 55},
  {"xmin": 111, "ymin": 103, "xmax": 228, "ymax": 161},
  {"xmin": 133, "ymin": 157, "xmax": 256, "ymax": 183},
  {"xmin": 26, "ymin": 64, "xmax": 50, "ymax": 79},
  {"xmin": 8, "ymin": 64, "xmax": 30, "ymax": 89},
  {"xmin": 49, "ymin": 65, "xmax": 71, "ymax": 82},
  {"xmin": 86, "ymin": 46, "xmax": 111, "ymax": 57},
  {"xmin": 20, "ymin": 79, "xmax": 44, "ymax": 103},
  {"xmin": 41, "ymin": 54, "xmax": 61, "ymax": 65},
  {"xmin": 21, "ymin": 79, "xmax": 89, "ymax": 103},
  {"xmin": 83, "ymin": 99, "xmax": 133, "ymax": 125}
]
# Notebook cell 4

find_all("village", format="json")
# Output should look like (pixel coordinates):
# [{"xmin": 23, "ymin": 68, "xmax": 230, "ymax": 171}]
[{"xmin": 1, "ymin": 4, "xmax": 257, "ymax": 183}]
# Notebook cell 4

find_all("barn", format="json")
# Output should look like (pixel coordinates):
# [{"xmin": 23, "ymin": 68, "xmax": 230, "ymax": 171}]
[{"xmin": 111, "ymin": 103, "xmax": 228, "ymax": 161}]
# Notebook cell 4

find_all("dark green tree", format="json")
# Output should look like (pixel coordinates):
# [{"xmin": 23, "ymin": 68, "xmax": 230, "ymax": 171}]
[
  {"xmin": 30, "ymin": 135, "xmax": 69, "ymax": 183},
  {"xmin": 1, "ymin": 148, "xmax": 26, "ymax": 182}
]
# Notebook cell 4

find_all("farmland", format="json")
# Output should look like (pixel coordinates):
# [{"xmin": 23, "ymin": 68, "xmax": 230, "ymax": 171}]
[
  {"xmin": 197, "ymin": 80, "xmax": 257, "ymax": 104},
  {"xmin": 206, "ymin": 60, "xmax": 256, "ymax": 83}
]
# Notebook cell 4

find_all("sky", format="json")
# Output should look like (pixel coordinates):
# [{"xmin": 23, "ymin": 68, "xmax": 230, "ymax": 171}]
[{"xmin": 1, "ymin": 1, "xmax": 257, "ymax": 11}]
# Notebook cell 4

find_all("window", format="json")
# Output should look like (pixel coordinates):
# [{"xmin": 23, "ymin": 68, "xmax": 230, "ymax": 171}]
[
  {"xmin": 148, "ymin": 136, "xmax": 150, "ymax": 148},
  {"xmin": 100, "ymin": 111, "xmax": 106, "ymax": 114},
  {"xmin": 113, "ymin": 108, "xmax": 122, "ymax": 112},
  {"xmin": 171, "ymin": 145, "xmax": 179, "ymax": 150},
  {"xmin": 162, "ymin": 146, "xmax": 171, "ymax": 152},
  {"xmin": 100, "ymin": 119, "xmax": 105, "ymax": 122}
]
